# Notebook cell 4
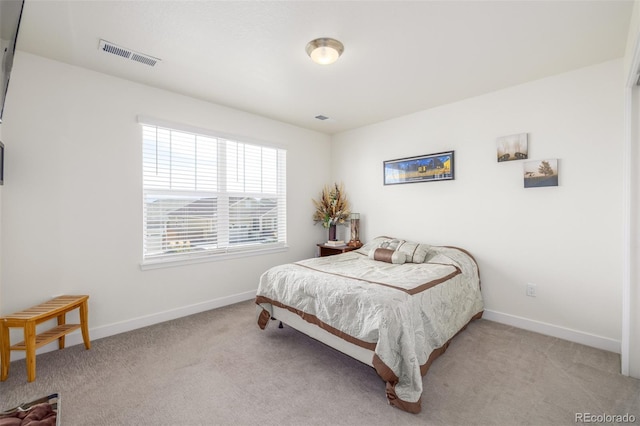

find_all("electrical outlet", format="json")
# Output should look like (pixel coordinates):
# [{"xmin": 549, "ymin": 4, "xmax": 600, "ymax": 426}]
[{"xmin": 526, "ymin": 283, "xmax": 537, "ymax": 297}]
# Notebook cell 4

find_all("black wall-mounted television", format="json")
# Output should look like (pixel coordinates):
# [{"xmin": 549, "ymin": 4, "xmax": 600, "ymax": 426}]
[{"xmin": 0, "ymin": 0, "xmax": 25, "ymax": 123}]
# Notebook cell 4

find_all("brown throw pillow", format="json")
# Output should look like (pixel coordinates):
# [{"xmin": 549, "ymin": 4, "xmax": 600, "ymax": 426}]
[{"xmin": 369, "ymin": 248, "xmax": 406, "ymax": 264}]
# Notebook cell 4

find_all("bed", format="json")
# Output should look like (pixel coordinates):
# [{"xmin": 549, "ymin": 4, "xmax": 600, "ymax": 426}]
[{"xmin": 255, "ymin": 236, "xmax": 484, "ymax": 413}]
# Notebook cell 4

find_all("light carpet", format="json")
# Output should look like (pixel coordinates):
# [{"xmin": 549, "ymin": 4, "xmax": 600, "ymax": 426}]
[{"xmin": 0, "ymin": 300, "xmax": 638, "ymax": 425}]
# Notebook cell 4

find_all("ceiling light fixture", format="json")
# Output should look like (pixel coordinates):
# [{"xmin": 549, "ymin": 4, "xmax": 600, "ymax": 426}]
[{"xmin": 305, "ymin": 38, "xmax": 344, "ymax": 65}]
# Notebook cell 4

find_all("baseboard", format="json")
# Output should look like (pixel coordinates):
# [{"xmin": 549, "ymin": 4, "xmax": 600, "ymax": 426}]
[
  {"xmin": 8, "ymin": 290, "xmax": 257, "ymax": 361},
  {"xmin": 9, "ymin": 297, "xmax": 620, "ymax": 363},
  {"xmin": 483, "ymin": 309, "xmax": 621, "ymax": 354}
]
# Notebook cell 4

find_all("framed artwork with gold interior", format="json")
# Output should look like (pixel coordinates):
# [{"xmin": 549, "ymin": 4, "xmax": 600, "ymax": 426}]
[{"xmin": 383, "ymin": 151, "xmax": 454, "ymax": 185}]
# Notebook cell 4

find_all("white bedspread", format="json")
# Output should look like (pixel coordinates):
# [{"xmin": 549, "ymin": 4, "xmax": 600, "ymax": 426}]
[{"xmin": 256, "ymin": 246, "xmax": 484, "ymax": 412}]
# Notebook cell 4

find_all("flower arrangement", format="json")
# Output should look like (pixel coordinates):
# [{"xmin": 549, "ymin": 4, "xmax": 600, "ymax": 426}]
[{"xmin": 312, "ymin": 183, "xmax": 351, "ymax": 228}]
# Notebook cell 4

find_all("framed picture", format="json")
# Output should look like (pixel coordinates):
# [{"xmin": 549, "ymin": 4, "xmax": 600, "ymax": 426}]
[
  {"xmin": 384, "ymin": 151, "xmax": 454, "ymax": 185},
  {"xmin": 497, "ymin": 133, "xmax": 528, "ymax": 162},
  {"xmin": 524, "ymin": 159, "xmax": 558, "ymax": 188}
]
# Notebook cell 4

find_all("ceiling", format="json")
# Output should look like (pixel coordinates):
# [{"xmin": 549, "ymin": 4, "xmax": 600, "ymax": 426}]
[{"xmin": 14, "ymin": 0, "xmax": 634, "ymax": 135}]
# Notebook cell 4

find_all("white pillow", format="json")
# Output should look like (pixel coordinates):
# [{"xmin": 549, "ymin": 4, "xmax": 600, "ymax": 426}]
[
  {"xmin": 397, "ymin": 241, "xmax": 431, "ymax": 263},
  {"xmin": 357, "ymin": 236, "xmax": 431, "ymax": 263}
]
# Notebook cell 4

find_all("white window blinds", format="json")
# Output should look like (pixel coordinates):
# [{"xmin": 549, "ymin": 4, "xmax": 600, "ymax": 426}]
[{"xmin": 141, "ymin": 122, "xmax": 287, "ymax": 265}]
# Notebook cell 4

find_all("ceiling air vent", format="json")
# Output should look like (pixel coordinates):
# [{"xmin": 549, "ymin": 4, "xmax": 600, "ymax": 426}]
[
  {"xmin": 131, "ymin": 53, "xmax": 158, "ymax": 67},
  {"xmin": 98, "ymin": 39, "xmax": 160, "ymax": 67}
]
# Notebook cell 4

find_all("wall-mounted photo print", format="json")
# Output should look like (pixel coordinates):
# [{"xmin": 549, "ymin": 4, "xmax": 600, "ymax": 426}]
[
  {"xmin": 497, "ymin": 133, "xmax": 528, "ymax": 162},
  {"xmin": 383, "ymin": 151, "xmax": 454, "ymax": 185},
  {"xmin": 524, "ymin": 159, "xmax": 558, "ymax": 188}
]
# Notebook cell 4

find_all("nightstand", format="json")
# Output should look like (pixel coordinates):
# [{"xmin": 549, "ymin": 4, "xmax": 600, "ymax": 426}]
[{"xmin": 317, "ymin": 243, "xmax": 361, "ymax": 257}]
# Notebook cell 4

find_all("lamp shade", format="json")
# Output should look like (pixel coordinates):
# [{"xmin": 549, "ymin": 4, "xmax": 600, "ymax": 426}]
[{"xmin": 306, "ymin": 38, "xmax": 344, "ymax": 65}]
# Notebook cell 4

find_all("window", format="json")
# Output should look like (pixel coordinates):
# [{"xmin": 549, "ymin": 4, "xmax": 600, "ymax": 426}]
[{"xmin": 140, "ymin": 119, "xmax": 286, "ymax": 266}]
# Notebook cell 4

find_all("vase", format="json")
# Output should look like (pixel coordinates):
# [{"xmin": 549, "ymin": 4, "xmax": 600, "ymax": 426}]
[{"xmin": 328, "ymin": 224, "xmax": 337, "ymax": 241}]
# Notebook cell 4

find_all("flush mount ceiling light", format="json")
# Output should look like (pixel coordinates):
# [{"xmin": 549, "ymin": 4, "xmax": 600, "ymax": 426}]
[{"xmin": 305, "ymin": 38, "xmax": 344, "ymax": 65}]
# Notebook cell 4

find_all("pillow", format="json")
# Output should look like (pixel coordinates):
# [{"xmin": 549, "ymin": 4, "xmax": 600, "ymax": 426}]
[
  {"xmin": 369, "ymin": 248, "xmax": 406, "ymax": 264},
  {"xmin": 355, "ymin": 236, "xmax": 394, "ymax": 256},
  {"xmin": 378, "ymin": 238, "xmax": 405, "ymax": 251},
  {"xmin": 396, "ymin": 241, "xmax": 431, "ymax": 263},
  {"xmin": 356, "ymin": 236, "xmax": 431, "ymax": 263}
]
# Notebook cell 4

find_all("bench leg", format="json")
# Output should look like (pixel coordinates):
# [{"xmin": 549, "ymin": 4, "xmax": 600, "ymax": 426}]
[
  {"xmin": 80, "ymin": 301, "xmax": 91, "ymax": 350},
  {"xmin": 0, "ymin": 321, "xmax": 9, "ymax": 381},
  {"xmin": 25, "ymin": 321, "xmax": 36, "ymax": 382},
  {"xmin": 57, "ymin": 313, "xmax": 66, "ymax": 349}
]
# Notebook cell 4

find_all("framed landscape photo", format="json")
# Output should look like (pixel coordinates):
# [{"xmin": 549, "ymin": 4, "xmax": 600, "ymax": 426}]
[
  {"xmin": 384, "ymin": 151, "xmax": 454, "ymax": 185},
  {"xmin": 524, "ymin": 159, "xmax": 558, "ymax": 188},
  {"xmin": 497, "ymin": 133, "xmax": 528, "ymax": 162}
]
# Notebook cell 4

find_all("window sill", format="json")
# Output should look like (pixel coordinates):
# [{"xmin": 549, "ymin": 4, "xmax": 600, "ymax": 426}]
[{"xmin": 140, "ymin": 244, "xmax": 289, "ymax": 270}]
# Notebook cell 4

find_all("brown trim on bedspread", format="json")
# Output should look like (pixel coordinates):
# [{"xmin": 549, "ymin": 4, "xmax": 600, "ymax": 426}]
[
  {"xmin": 257, "ymin": 307, "xmax": 271, "ymax": 330},
  {"xmin": 294, "ymin": 262, "xmax": 461, "ymax": 295},
  {"xmin": 256, "ymin": 294, "xmax": 484, "ymax": 414},
  {"xmin": 371, "ymin": 309, "xmax": 484, "ymax": 413},
  {"xmin": 255, "ymin": 296, "xmax": 377, "ymax": 351},
  {"xmin": 372, "ymin": 354, "xmax": 421, "ymax": 414},
  {"xmin": 419, "ymin": 310, "xmax": 484, "ymax": 375}
]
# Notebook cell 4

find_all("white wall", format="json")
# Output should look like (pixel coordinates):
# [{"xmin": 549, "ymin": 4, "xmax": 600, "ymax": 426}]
[
  {"xmin": 629, "ymin": 86, "xmax": 640, "ymax": 377},
  {"xmin": 0, "ymin": 51, "xmax": 628, "ymax": 359},
  {"xmin": 624, "ymin": 0, "xmax": 640, "ymax": 378},
  {"xmin": 332, "ymin": 59, "xmax": 624, "ymax": 351},
  {"xmin": 0, "ymin": 52, "xmax": 331, "ymax": 342}
]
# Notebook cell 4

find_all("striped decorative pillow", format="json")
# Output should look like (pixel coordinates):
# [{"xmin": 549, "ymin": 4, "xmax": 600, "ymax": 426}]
[{"xmin": 357, "ymin": 236, "xmax": 431, "ymax": 263}]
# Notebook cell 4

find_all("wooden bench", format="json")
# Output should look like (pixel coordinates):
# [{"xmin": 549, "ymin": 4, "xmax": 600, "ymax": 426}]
[{"xmin": 0, "ymin": 295, "xmax": 91, "ymax": 382}]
